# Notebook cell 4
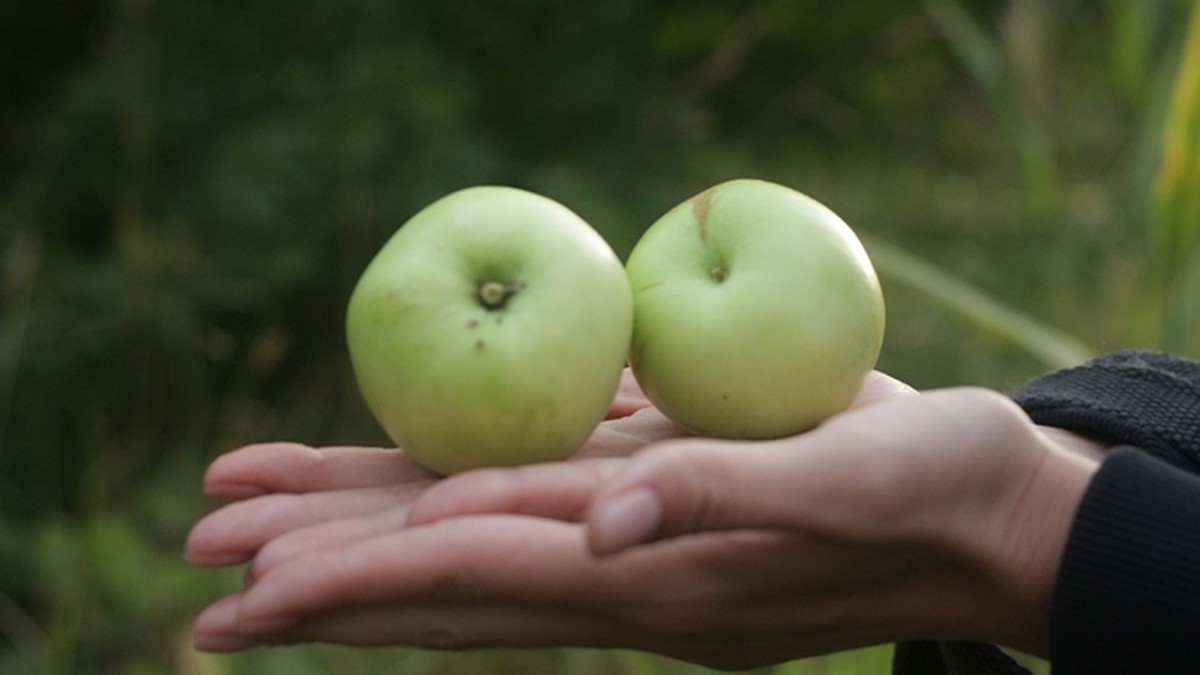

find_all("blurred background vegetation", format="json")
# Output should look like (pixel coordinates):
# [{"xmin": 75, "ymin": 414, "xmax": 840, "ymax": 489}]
[{"xmin": 3, "ymin": 0, "xmax": 1199, "ymax": 673}]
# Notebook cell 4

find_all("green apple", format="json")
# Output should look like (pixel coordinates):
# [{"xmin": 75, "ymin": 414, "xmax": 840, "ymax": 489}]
[
  {"xmin": 626, "ymin": 178, "xmax": 885, "ymax": 439},
  {"xmin": 346, "ymin": 186, "xmax": 633, "ymax": 475}
]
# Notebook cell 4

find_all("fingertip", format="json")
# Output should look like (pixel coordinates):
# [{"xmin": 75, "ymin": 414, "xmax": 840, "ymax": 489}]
[
  {"xmin": 193, "ymin": 595, "xmax": 260, "ymax": 652},
  {"xmin": 202, "ymin": 443, "xmax": 316, "ymax": 498},
  {"xmin": 405, "ymin": 469, "xmax": 506, "ymax": 526},
  {"xmin": 184, "ymin": 516, "xmax": 254, "ymax": 567}
]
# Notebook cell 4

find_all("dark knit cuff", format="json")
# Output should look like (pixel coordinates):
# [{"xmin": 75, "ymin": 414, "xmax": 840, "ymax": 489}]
[
  {"xmin": 1051, "ymin": 447, "xmax": 1200, "ymax": 674},
  {"xmin": 1010, "ymin": 350, "xmax": 1200, "ymax": 472}
]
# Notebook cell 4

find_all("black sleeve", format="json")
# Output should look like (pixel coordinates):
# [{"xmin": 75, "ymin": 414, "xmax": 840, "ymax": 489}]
[
  {"xmin": 1050, "ymin": 446, "xmax": 1200, "ymax": 673},
  {"xmin": 893, "ymin": 350, "xmax": 1200, "ymax": 675}
]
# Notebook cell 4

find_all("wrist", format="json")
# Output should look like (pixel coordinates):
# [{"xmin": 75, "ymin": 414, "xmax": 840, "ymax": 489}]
[
  {"xmin": 976, "ymin": 433, "xmax": 1101, "ymax": 656},
  {"xmin": 1037, "ymin": 426, "xmax": 1109, "ymax": 463}
]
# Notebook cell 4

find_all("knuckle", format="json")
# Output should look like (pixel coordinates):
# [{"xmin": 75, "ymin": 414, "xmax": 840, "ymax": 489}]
[{"xmin": 659, "ymin": 444, "xmax": 738, "ymax": 533}]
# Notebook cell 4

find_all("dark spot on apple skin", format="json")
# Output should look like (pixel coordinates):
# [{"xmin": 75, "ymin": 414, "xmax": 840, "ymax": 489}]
[
  {"xmin": 494, "ymin": 316, "xmax": 503, "ymax": 325},
  {"xmin": 691, "ymin": 187, "xmax": 714, "ymax": 242},
  {"xmin": 467, "ymin": 319, "xmax": 479, "ymax": 329},
  {"xmin": 475, "ymin": 339, "xmax": 485, "ymax": 350}
]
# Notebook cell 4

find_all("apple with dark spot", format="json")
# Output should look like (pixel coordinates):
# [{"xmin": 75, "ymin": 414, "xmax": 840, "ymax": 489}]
[{"xmin": 346, "ymin": 186, "xmax": 633, "ymax": 475}]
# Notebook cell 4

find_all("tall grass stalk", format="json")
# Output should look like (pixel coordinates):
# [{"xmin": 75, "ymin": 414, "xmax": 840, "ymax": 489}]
[
  {"xmin": 920, "ymin": 0, "xmax": 1061, "ymax": 220},
  {"xmin": 1154, "ymin": 1, "xmax": 1200, "ymax": 356}
]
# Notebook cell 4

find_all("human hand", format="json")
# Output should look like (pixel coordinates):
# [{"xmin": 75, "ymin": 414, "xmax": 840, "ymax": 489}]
[
  {"xmin": 187, "ymin": 372, "xmax": 1101, "ymax": 668},
  {"xmin": 403, "ymin": 379, "xmax": 1102, "ymax": 660},
  {"xmin": 185, "ymin": 368, "xmax": 679, "ymax": 571},
  {"xmin": 184, "ymin": 370, "xmax": 905, "ymax": 658}
]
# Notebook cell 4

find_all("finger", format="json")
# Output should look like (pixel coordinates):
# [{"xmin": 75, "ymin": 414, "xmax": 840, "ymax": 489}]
[
  {"xmin": 185, "ymin": 485, "xmax": 421, "ymax": 566},
  {"xmin": 406, "ymin": 458, "xmax": 625, "ymax": 526},
  {"xmin": 234, "ymin": 513, "xmax": 794, "ymax": 628},
  {"xmin": 192, "ymin": 595, "xmax": 261, "ymax": 652},
  {"xmin": 209, "ymin": 515, "xmax": 768, "ymax": 646},
  {"xmin": 584, "ymin": 438, "xmax": 798, "ymax": 556},
  {"xmin": 195, "ymin": 595, "xmax": 628, "ymax": 653},
  {"xmin": 605, "ymin": 367, "xmax": 652, "ymax": 419},
  {"xmin": 199, "ymin": 598, "xmax": 846, "ymax": 671},
  {"xmin": 203, "ymin": 443, "xmax": 435, "ymax": 499},
  {"xmin": 249, "ymin": 504, "xmax": 410, "ymax": 580},
  {"xmin": 230, "ymin": 516, "xmax": 605, "ymax": 633},
  {"xmin": 846, "ymin": 371, "xmax": 918, "ymax": 410},
  {"xmin": 198, "ymin": 533, "xmax": 882, "ymax": 669},
  {"xmin": 575, "ymin": 407, "xmax": 687, "ymax": 460},
  {"xmin": 406, "ymin": 409, "xmax": 685, "ymax": 527}
]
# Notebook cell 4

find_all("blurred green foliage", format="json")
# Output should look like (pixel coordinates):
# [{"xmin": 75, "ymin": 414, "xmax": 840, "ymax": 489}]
[{"xmin": 2, "ymin": 0, "xmax": 1198, "ymax": 673}]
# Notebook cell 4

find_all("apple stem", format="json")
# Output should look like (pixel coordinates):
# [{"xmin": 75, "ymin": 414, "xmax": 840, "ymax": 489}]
[{"xmin": 478, "ymin": 280, "xmax": 515, "ymax": 310}]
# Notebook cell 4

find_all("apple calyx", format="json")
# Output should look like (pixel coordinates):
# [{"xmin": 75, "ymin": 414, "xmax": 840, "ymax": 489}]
[
  {"xmin": 709, "ymin": 266, "xmax": 729, "ymax": 283},
  {"xmin": 477, "ymin": 279, "xmax": 521, "ymax": 310}
]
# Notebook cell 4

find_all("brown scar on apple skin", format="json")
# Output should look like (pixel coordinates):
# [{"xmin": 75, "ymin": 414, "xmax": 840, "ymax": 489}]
[
  {"xmin": 475, "ymin": 339, "xmax": 485, "ymax": 350},
  {"xmin": 691, "ymin": 187, "xmax": 714, "ymax": 242},
  {"xmin": 466, "ymin": 319, "xmax": 480, "ymax": 329}
]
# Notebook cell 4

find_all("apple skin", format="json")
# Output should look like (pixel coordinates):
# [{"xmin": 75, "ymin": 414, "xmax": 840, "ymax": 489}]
[
  {"xmin": 626, "ymin": 178, "xmax": 885, "ymax": 439},
  {"xmin": 346, "ymin": 186, "xmax": 633, "ymax": 475}
]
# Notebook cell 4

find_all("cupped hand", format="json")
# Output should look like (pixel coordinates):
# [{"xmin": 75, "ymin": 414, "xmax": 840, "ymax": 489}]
[
  {"xmin": 185, "ymin": 369, "xmax": 671, "ymax": 569},
  {"xmin": 186, "ymin": 370, "xmax": 1100, "ymax": 669}
]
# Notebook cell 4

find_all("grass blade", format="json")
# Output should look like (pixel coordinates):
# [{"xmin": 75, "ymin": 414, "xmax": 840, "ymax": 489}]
[
  {"xmin": 920, "ymin": 0, "xmax": 1003, "ymax": 93},
  {"xmin": 863, "ymin": 236, "xmax": 1094, "ymax": 370},
  {"xmin": 1150, "ymin": 1, "xmax": 1200, "ymax": 357},
  {"xmin": 1153, "ymin": 1, "xmax": 1200, "ymax": 282}
]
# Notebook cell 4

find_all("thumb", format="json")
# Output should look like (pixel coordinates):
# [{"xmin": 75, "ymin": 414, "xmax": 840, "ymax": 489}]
[
  {"xmin": 585, "ymin": 372, "xmax": 923, "ymax": 556},
  {"xmin": 584, "ymin": 435, "xmax": 844, "ymax": 556},
  {"xmin": 584, "ymin": 386, "xmax": 1041, "ymax": 558}
]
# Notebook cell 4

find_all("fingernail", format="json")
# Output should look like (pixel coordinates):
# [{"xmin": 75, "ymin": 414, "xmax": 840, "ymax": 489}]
[{"xmin": 588, "ymin": 487, "xmax": 662, "ymax": 556}]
